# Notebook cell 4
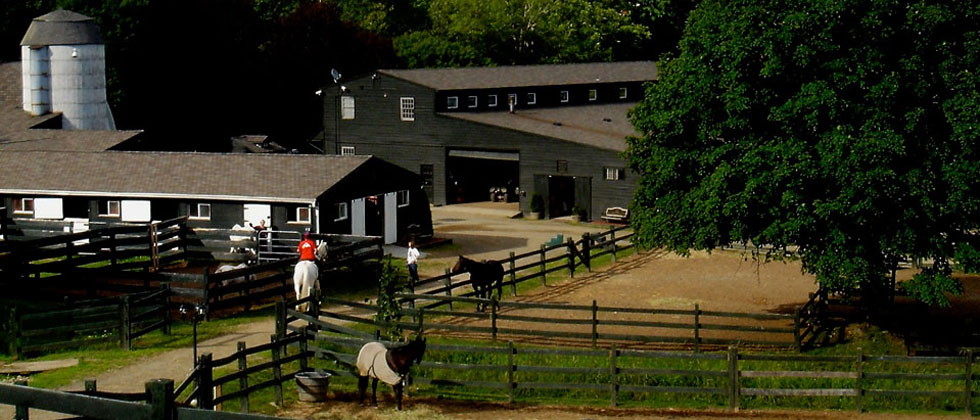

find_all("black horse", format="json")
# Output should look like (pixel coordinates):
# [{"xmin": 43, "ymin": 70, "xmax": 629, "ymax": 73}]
[
  {"xmin": 451, "ymin": 255, "xmax": 504, "ymax": 311},
  {"xmin": 356, "ymin": 336, "xmax": 426, "ymax": 410}
]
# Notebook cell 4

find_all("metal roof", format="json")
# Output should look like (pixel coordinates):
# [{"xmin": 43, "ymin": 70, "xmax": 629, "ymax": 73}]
[
  {"xmin": 20, "ymin": 9, "xmax": 104, "ymax": 46},
  {"xmin": 0, "ymin": 151, "xmax": 372, "ymax": 203},
  {"xmin": 443, "ymin": 103, "xmax": 639, "ymax": 152},
  {"xmin": 379, "ymin": 61, "xmax": 658, "ymax": 90}
]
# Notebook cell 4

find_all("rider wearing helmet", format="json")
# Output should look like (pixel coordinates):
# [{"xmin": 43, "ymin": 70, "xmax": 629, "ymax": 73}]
[{"xmin": 297, "ymin": 231, "xmax": 318, "ymax": 261}]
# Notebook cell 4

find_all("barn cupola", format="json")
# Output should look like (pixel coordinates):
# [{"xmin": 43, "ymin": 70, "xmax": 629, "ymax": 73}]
[{"xmin": 20, "ymin": 9, "xmax": 116, "ymax": 130}]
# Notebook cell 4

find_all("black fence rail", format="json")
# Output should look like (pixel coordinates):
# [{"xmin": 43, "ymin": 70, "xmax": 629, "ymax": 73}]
[
  {"xmin": 407, "ymin": 225, "xmax": 635, "ymax": 304},
  {"xmin": 161, "ymin": 258, "xmax": 295, "ymax": 320},
  {"xmin": 4, "ymin": 286, "xmax": 171, "ymax": 358}
]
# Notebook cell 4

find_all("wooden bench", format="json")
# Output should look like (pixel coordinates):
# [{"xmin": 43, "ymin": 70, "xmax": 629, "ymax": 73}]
[{"xmin": 600, "ymin": 207, "xmax": 629, "ymax": 223}]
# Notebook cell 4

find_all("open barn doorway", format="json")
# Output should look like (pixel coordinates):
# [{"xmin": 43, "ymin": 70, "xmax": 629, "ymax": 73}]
[{"xmin": 446, "ymin": 149, "xmax": 519, "ymax": 204}]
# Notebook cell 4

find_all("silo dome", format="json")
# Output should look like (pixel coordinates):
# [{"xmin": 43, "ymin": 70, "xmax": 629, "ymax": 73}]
[{"xmin": 20, "ymin": 9, "xmax": 116, "ymax": 130}]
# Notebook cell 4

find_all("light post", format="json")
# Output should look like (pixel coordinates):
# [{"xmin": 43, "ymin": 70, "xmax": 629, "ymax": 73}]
[{"xmin": 180, "ymin": 304, "xmax": 206, "ymax": 365}]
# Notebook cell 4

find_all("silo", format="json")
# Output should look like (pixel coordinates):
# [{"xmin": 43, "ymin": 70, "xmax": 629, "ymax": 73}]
[{"xmin": 20, "ymin": 9, "xmax": 116, "ymax": 130}]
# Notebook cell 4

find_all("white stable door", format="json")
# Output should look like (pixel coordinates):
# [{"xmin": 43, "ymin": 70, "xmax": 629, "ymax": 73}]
[
  {"xmin": 351, "ymin": 198, "xmax": 366, "ymax": 236},
  {"xmin": 384, "ymin": 192, "xmax": 397, "ymax": 244}
]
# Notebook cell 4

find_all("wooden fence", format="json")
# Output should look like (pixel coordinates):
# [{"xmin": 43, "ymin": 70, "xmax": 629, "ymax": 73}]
[
  {"xmin": 406, "ymin": 225, "xmax": 634, "ymax": 304},
  {"xmin": 161, "ymin": 258, "xmax": 295, "ymax": 320},
  {"xmin": 4, "ymin": 286, "xmax": 172, "ymax": 358}
]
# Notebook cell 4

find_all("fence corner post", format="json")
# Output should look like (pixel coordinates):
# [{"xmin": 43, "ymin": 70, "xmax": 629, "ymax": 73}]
[
  {"xmin": 14, "ymin": 379, "xmax": 28, "ymax": 420},
  {"xmin": 197, "ymin": 353, "xmax": 214, "ymax": 410},
  {"xmin": 727, "ymin": 345, "xmax": 739, "ymax": 411},
  {"xmin": 966, "ymin": 349, "xmax": 973, "ymax": 416},
  {"xmin": 146, "ymin": 379, "xmax": 175, "ymax": 420}
]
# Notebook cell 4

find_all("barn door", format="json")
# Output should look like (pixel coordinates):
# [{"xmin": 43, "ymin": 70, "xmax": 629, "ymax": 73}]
[
  {"xmin": 574, "ymin": 176, "xmax": 592, "ymax": 219},
  {"xmin": 384, "ymin": 192, "xmax": 397, "ymax": 244},
  {"xmin": 243, "ymin": 204, "xmax": 271, "ymax": 227},
  {"xmin": 351, "ymin": 198, "xmax": 366, "ymax": 236}
]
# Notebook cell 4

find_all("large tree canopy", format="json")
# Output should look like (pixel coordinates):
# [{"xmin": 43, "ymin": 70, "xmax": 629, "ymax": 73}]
[{"xmin": 627, "ymin": 0, "xmax": 980, "ymax": 306}]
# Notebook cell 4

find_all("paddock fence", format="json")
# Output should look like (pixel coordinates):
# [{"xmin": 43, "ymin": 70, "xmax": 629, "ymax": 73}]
[{"xmin": 405, "ymin": 225, "xmax": 635, "ymax": 305}]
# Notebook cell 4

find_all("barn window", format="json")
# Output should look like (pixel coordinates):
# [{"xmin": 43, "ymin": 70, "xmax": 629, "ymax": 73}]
[
  {"xmin": 99, "ymin": 200, "xmax": 120, "ymax": 217},
  {"xmin": 288, "ymin": 205, "xmax": 311, "ymax": 224},
  {"xmin": 467, "ymin": 96, "xmax": 478, "ymax": 108},
  {"xmin": 556, "ymin": 160, "xmax": 568, "ymax": 173},
  {"xmin": 526, "ymin": 92, "xmax": 536, "ymax": 105},
  {"xmin": 605, "ymin": 167, "xmax": 625, "ymax": 181},
  {"xmin": 447, "ymin": 96, "xmax": 459, "ymax": 109},
  {"xmin": 13, "ymin": 198, "xmax": 34, "ymax": 215},
  {"xmin": 619, "ymin": 87, "xmax": 628, "ymax": 99},
  {"xmin": 341, "ymin": 96, "xmax": 355, "ymax": 119},
  {"xmin": 400, "ymin": 97, "xmax": 415, "ymax": 121},
  {"xmin": 560, "ymin": 90, "xmax": 569, "ymax": 103},
  {"xmin": 488, "ymin": 95, "xmax": 498, "ymax": 107},
  {"xmin": 334, "ymin": 202, "xmax": 348, "ymax": 221},
  {"xmin": 397, "ymin": 190, "xmax": 409, "ymax": 208},
  {"xmin": 189, "ymin": 203, "xmax": 211, "ymax": 220},
  {"xmin": 588, "ymin": 89, "xmax": 597, "ymax": 101},
  {"xmin": 341, "ymin": 146, "xmax": 355, "ymax": 156}
]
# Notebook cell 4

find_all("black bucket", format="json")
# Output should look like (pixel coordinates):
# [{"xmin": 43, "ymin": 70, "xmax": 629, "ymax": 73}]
[{"xmin": 295, "ymin": 371, "xmax": 331, "ymax": 402}]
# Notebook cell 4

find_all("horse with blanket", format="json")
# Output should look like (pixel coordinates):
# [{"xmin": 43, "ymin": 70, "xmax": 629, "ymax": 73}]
[{"xmin": 356, "ymin": 336, "xmax": 426, "ymax": 410}]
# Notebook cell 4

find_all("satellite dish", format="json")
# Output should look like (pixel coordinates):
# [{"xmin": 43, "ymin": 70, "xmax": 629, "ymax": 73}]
[{"xmin": 331, "ymin": 68, "xmax": 342, "ymax": 84}]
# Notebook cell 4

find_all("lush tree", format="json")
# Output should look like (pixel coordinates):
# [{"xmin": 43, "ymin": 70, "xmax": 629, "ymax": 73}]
[{"xmin": 626, "ymin": 0, "xmax": 980, "ymax": 306}]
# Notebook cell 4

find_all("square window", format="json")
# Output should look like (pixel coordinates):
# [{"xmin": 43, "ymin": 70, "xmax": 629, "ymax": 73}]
[
  {"xmin": 589, "ymin": 89, "xmax": 597, "ymax": 101},
  {"xmin": 99, "ymin": 200, "xmax": 120, "ymax": 217},
  {"xmin": 397, "ymin": 190, "xmax": 409, "ymax": 207},
  {"xmin": 557, "ymin": 160, "xmax": 568, "ymax": 173},
  {"xmin": 341, "ymin": 96, "xmax": 355, "ymax": 119},
  {"xmin": 335, "ymin": 202, "xmax": 348, "ymax": 221},
  {"xmin": 488, "ymin": 95, "xmax": 498, "ymax": 107},
  {"xmin": 189, "ymin": 203, "xmax": 211, "ymax": 220},
  {"xmin": 467, "ymin": 96, "xmax": 478, "ymax": 108},
  {"xmin": 13, "ymin": 197, "xmax": 34, "ymax": 214},
  {"xmin": 526, "ymin": 92, "xmax": 536, "ymax": 105},
  {"xmin": 400, "ymin": 97, "xmax": 415, "ymax": 121},
  {"xmin": 605, "ymin": 168, "xmax": 624, "ymax": 181},
  {"xmin": 560, "ymin": 90, "xmax": 569, "ymax": 103},
  {"xmin": 619, "ymin": 87, "xmax": 627, "ymax": 99},
  {"xmin": 296, "ymin": 207, "xmax": 311, "ymax": 223},
  {"xmin": 341, "ymin": 146, "xmax": 355, "ymax": 156},
  {"xmin": 447, "ymin": 96, "xmax": 459, "ymax": 109}
]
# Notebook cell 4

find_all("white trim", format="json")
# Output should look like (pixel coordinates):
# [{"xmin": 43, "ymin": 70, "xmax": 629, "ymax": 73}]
[
  {"xmin": 447, "ymin": 96, "xmax": 459, "ymax": 109},
  {"xmin": 99, "ymin": 200, "xmax": 120, "ymax": 217},
  {"xmin": 560, "ymin": 90, "xmax": 569, "ymax": 103},
  {"xmin": 467, "ymin": 96, "xmax": 478, "ymax": 108},
  {"xmin": 341, "ymin": 95, "xmax": 355, "ymax": 119},
  {"xmin": 619, "ymin": 87, "xmax": 627, "ymax": 99},
  {"xmin": 527, "ymin": 92, "xmax": 536, "ymax": 105},
  {"xmin": 293, "ymin": 206, "xmax": 311, "ymax": 223},
  {"xmin": 400, "ymin": 97, "xmax": 415, "ymax": 121},
  {"xmin": 341, "ymin": 146, "xmax": 355, "ymax": 156},
  {"xmin": 397, "ymin": 190, "xmax": 409, "ymax": 208},
  {"xmin": 188, "ymin": 203, "xmax": 211, "ymax": 220},
  {"xmin": 589, "ymin": 89, "xmax": 597, "ymax": 101},
  {"xmin": 488, "ymin": 95, "xmax": 498, "ymax": 107},
  {"xmin": 12, "ymin": 197, "xmax": 34, "ymax": 215},
  {"xmin": 334, "ymin": 202, "xmax": 349, "ymax": 221},
  {"xmin": 0, "ymin": 189, "xmax": 319, "ymax": 204}
]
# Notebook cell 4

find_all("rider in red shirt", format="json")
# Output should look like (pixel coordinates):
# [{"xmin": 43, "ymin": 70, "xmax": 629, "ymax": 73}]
[{"xmin": 297, "ymin": 231, "xmax": 318, "ymax": 261}]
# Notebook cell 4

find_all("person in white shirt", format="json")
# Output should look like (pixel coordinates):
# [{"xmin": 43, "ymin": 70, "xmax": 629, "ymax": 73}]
[{"xmin": 406, "ymin": 241, "xmax": 420, "ymax": 283}]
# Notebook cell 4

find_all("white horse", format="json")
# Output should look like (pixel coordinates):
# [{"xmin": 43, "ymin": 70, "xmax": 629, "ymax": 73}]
[{"xmin": 293, "ymin": 241, "xmax": 328, "ymax": 312}]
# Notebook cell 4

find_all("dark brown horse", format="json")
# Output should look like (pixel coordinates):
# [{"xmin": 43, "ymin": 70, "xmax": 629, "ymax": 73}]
[
  {"xmin": 451, "ymin": 255, "xmax": 504, "ymax": 311},
  {"xmin": 356, "ymin": 336, "xmax": 426, "ymax": 410}
]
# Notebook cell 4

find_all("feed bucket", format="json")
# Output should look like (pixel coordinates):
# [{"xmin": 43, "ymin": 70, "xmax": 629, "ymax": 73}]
[{"xmin": 295, "ymin": 371, "xmax": 331, "ymax": 402}]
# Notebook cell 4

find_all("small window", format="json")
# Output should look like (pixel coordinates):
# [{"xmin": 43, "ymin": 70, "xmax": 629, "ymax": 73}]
[
  {"xmin": 334, "ymin": 202, "xmax": 348, "ymax": 221},
  {"xmin": 589, "ymin": 89, "xmax": 597, "ymax": 101},
  {"xmin": 605, "ymin": 168, "xmax": 625, "ymax": 181},
  {"xmin": 99, "ymin": 200, "xmax": 120, "ymax": 217},
  {"xmin": 526, "ymin": 92, "xmax": 536, "ymax": 105},
  {"xmin": 288, "ymin": 205, "xmax": 311, "ymax": 224},
  {"xmin": 619, "ymin": 87, "xmax": 627, "ymax": 99},
  {"xmin": 397, "ymin": 190, "xmax": 409, "ymax": 208},
  {"xmin": 400, "ymin": 97, "xmax": 415, "ymax": 121},
  {"xmin": 488, "ymin": 95, "xmax": 498, "ymax": 107},
  {"xmin": 341, "ymin": 96, "xmax": 355, "ymax": 119},
  {"xmin": 189, "ymin": 203, "xmax": 211, "ymax": 220},
  {"xmin": 467, "ymin": 96, "xmax": 478, "ymax": 108},
  {"xmin": 341, "ymin": 146, "xmax": 355, "ymax": 156},
  {"xmin": 13, "ymin": 198, "xmax": 34, "ymax": 215},
  {"xmin": 447, "ymin": 96, "xmax": 459, "ymax": 109},
  {"xmin": 560, "ymin": 90, "xmax": 569, "ymax": 103},
  {"xmin": 556, "ymin": 160, "xmax": 568, "ymax": 173}
]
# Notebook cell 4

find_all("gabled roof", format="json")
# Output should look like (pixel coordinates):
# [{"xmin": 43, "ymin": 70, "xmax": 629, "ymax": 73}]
[
  {"xmin": 379, "ymin": 61, "xmax": 658, "ymax": 91},
  {"xmin": 0, "ymin": 151, "xmax": 372, "ymax": 203},
  {"xmin": 443, "ymin": 103, "xmax": 638, "ymax": 152},
  {"xmin": 20, "ymin": 9, "xmax": 104, "ymax": 46},
  {"xmin": 0, "ymin": 61, "xmax": 140, "ymax": 151}
]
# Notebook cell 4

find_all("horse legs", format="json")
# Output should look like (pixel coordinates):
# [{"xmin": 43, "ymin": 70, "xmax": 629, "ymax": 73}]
[
  {"xmin": 370, "ymin": 377, "xmax": 380, "ymax": 407},
  {"xmin": 394, "ymin": 382, "xmax": 404, "ymax": 410},
  {"xmin": 357, "ymin": 375, "xmax": 368, "ymax": 406}
]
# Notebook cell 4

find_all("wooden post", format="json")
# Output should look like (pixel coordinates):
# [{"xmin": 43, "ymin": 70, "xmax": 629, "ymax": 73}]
[
  {"xmin": 417, "ymin": 308, "xmax": 425, "ymax": 335},
  {"xmin": 9, "ymin": 306, "xmax": 20, "ymax": 359},
  {"xmin": 539, "ymin": 245, "xmax": 547, "ymax": 286},
  {"xmin": 163, "ymin": 284, "xmax": 172, "ymax": 335},
  {"xmin": 966, "ymin": 349, "xmax": 973, "ymax": 416},
  {"xmin": 793, "ymin": 307, "xmax": 802, "ymax": 351},
  {"xmin": 509, "ymin": 252, "xmax": 517, "ymax": 296},
  {"xmin": 566, "ymin": 238, "xmax": 576, "ymax": 278},
  {"xmin": 591, "ymin": 300, "xmax": 599, "ymax": 349},
  {"xmin": 609, "ymin": 229, "xmax": 617, "ymax": 262},
  {"xmin": 307, "ymin": 287, "xmax": 319, "ymax": 319},
  {"xmin": 693, "ymin": 304, "xmax": 701, "ymax": 353},
  {"xmin": 609, "ymin": 344, "xmax": 619, "ymax": 408},
  {"xmin": 237, "ymin": 341, "xmax": 249, "ymax": 413},
  {"xmin": 856, "ymin": 350, "xmax": 864, "ymax": 412},
  {"xmin": 299, "ymin": 327, "xmax": 309, "ymax": 373},
  {"xmin": 275, "ymin": 301, "xmax": 286, "ymax": 339},
  {"xmin": 197, "ymin": 353, "xmax": 214, "ymax": 410},
  {"xmin": 582, "ymin": 233, "xmax": 592, "ymax": 273},
  {"xmin": 201, "ymin": 268, "xmax": 210, "ymax": 321},
  {"xmin": 85, "ymin": 379, "xmax": 97, "ymax": 393},
  {"xmin": 727, "ymin": 346, "xmax": 739, "ymax": 411},
  {"xmin": 65, "ymin": 238, "xmax": 74, "ymax": 277},
  {"xmin": 14, "ymin": 379, "xmax": 28, "ymax": 420},
  {"xmin": 146, "ymin": 379, "xmax": 175, "ymax": 420},
  {"xmin": 110, "ymin": 232, "xmax": 117, "ymax": 269},
  {"xmin": 491, "ymin": 298, "xmax": 498, "ymax": 342},
  {"xmin": 444, "ymin": 269, "xmax": 453, "ymax": 311},
  {"xmin": 507, "ymin": 342, "xmax": 516, "ymax": 405},
  {"xmin": 120, "ymin": 295, "xmax": 131, "ymax": 350},
  {"xmin": 271, "ymin": 335, "xmax": 283, "ymax": 407}
]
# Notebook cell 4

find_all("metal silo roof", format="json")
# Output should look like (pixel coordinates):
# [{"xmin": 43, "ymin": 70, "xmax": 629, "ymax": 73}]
[{"xmin": 20, "ymin": 9, "xmax": 104, "ymax": 47}]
